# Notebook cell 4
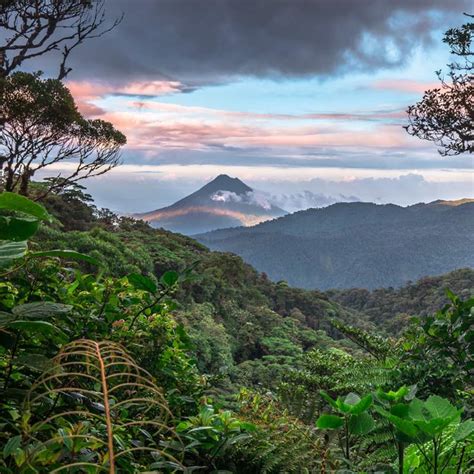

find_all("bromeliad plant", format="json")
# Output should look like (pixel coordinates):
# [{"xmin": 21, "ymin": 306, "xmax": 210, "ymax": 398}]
[{"xmin": 316, "ymin": 390, "xmax": 374, "ymax": 462}]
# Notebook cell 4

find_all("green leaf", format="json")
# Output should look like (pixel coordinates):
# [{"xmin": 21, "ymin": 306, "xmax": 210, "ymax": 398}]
[
  {"xmin": 391, "ymin": 403, "xmax": 410, "ymax": 419},
  {"xmin": 0, "ymin": 240, "xmax": 28, "ymax": 266},
  {"xmin": 349, "ymin": 394, "xmax": 373, "ymax": 414},
  {"xmin": 374, "ymin": 406, "xmax": 418, "ymax": 438},
  {"xmin": 240, "ymin": 422, "xmax": 257, "ymax": 432},
  {"xmin": 3, "ymin": 435, "xmax": 21, "ymax": 458},
  {"xmin": 12, "ymin": 302, "xmax": 72, "ymax": 320},
  {"xmin": 424, "ymin": 395, "xmax": 458, "ymax": 420},
  {"xmin": 377, "ymin": 386, "xmax": 409, "ymax": 402},
  {"xmin": 348, "ymin": 412, "xmax": 374, "ymax": 435},
  {"xmin": 408, "ymin": 399, "xmax": 430, "ymax": 422},
  {"xmin": 316, "ymin": 414, "xmax": 344, "ymax": 429},
  {"xmin": 5, "ymin": 320, "xmax": 65, "ymax": 339},
  {"xmin": 160, "ymin": 270, "xmax": 179, "ymax": 287},
  {"xmin": 29, "ymin": 249, "xmax": 99, "ymax": 265},
  {"xmin": 127, "ymin": 273, "xmax": 157, "ymax": 293},
  {"xmin": 454, "ymin": 420, "xmax": 474, "ymax": 442},
  {"xmin": 0, "ymin": 192, "xmax": 50, "ymax": 221},
  {"xmin": 320, "ymin": 390, "xmax": 339, "ymax": 410},
  {"xmin": 344, "ymin": 392, "xmax": 361, "ymax": 405},
  {"xmin": 0, "ymin": 216, "xmax": 39, "ymax": 241},
  {"xmin": 15, "ymin": 353, "xmax": 51, "ymax": 371}
]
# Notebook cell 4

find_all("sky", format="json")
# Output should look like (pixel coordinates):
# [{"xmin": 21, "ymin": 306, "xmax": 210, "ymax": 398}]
[{"xmin": 36, "ymin": 0, "xmax": 474, "ymax": 212}]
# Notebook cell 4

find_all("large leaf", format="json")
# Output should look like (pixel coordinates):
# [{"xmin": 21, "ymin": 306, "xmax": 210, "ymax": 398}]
[
  {"xmin": 15, "ymin": 353, "xmax": 51, "ymax": 371},
  {"xmin": 12, "ymin": 302, "xmax": 72, "ymax": 320},
  {"xmin": 127, "ymin": 273, "xmax": 157, "ymax": 293},
  {"xmin": 0, "ymin": 216, "xmax": 39, "ymax": 241},
  {"xmin": 454, "ymin": 420, "xmax": 474, "ymax": 442},
  {"xmin": 348, "ymin": 412, "xmax": 374, "ymax": 435},
  {"xmin": 316, "ymin": 414, "xmax": 344, "ymax": 429},
  {"xmin": 29, "ymin": 249, "xmax": 99, "ymax": 266},
  {"xmin": 424, "ymin": 395, "xmax": 458, "ymax": 420},
  {"xmin": 349, "ymin": 394, "xmax": 373, "ymax": 414},
  {"xmin": 160, "ymin": 270, "xmax": 179, "ymax": 287},
  {"xmin": 5, "ymin": 320, "xmax": 66, "ymax": 339},
  {"xmin": 0, "ymin": 240, "xmax": 28, "ymax": 266},
  {"xmin": 0, "ymin": 192, "xmax": 50, "ymax": 221},
  {"xmin": 375, "ymin": 406, "xmax": 418, "ymax": 438}
]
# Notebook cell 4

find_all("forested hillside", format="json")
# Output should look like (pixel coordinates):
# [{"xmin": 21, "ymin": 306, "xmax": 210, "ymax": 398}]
[
  {"xmin": 327, "ymin": 268, "xmax": 474, "ymax": 333},
  {"xmin": 1, "ymin": 3, "xmax": 473, "ymax": 473},
  {"xmin": 197, "ymin": 200, "xmax": 474, "ymax": 289},
  {"xmin": 34, "ymin": 184, "xmax": 366, "ymax": 388},
  {"xmin": 1, "ymin": 186, "xmax": 473, "ymax": 472}
]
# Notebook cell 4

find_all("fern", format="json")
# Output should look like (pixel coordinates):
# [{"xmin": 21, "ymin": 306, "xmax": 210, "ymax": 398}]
[{"xmin": 19, "ymin": 339, "xmax": 183, "ymax": 473}]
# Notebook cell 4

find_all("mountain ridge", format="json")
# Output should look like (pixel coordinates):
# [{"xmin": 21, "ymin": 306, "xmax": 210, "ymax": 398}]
[{"xmin": 196, "ymin": 199, "xmax": 474, "ymax": 290}]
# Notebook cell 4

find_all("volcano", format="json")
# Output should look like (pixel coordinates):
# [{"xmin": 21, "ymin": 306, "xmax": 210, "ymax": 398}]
[{"xmin": 134, "ymin": 175, "xmax": 286, "ymax": 235}]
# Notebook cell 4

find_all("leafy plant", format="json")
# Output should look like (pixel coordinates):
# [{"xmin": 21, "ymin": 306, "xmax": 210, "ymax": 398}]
[
  {"xmin": 375, "ymin": 392, "xmax": 474, "ymax": 473},
  {"xmin": 316, "ymin": 390, "xmax": 374, "ymax": 462},
  {"xmin": 177, "ymin": 403, "xmax": 255, "ymax": 471},
  {"xmin": 7, "ymin": 339, "xmax": 183, "ymax": 473}
]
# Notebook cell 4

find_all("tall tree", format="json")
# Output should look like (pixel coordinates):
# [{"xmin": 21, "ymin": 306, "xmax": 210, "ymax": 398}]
[
  {"xmin": 0, "ymin": 72, "xmax": 126, "ymax": 197},
  {"xmin": 405, "ymin": 15, "xmax": 473, "ymax": 156},
  {"xmin": 0, "ymin": 0, "xmax": 122, "ymax": 79}
]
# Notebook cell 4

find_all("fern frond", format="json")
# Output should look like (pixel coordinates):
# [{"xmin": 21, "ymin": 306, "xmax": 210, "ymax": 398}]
[{"xmin": 22, "ymin": 339, "xmax": 183, "ymax": 473}]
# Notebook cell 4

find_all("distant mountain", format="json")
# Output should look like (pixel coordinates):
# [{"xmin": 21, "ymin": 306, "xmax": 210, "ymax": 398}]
[
  {"xmin": 134, "ymin": 174, "xmax": 286, "ymax": 235},
  {"xmin": 196, "ymin": 199, "xmax": 474, "ymax": 290}
]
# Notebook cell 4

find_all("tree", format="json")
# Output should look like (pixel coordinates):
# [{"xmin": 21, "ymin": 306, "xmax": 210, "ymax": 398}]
[
  {"xmin": 0, "ymin": 0, "xmax": 122, "ymax": 79},
  {"xmin": 0, "ymin": 72, "xmax": 126, "ymax": 197},
  {"xmin": 405, "ymin": 15, "xmax": 473, "ymax": 156}
]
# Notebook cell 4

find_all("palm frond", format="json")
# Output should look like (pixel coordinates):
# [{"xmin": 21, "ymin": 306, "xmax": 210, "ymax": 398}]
[{"xmin": 22, "ymin": 339, "xmax": 183, "ymax": 473}]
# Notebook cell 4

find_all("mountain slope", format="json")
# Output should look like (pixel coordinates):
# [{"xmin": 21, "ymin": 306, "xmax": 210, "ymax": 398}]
[
  {"xmin": 326, "ymin": 268, "xmax": 474, "ymax": 333},
  {"xmin": 196, "ymin": 200, "xmax": 474, "ymax": 290},
  {"xmin": 134, "ymin": 174, "xmax": 286, "ymax": 235}
]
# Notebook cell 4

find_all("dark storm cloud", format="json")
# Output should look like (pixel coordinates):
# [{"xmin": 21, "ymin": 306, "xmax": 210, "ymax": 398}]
[{"xmin": 48, "ymin": 0, "xmax": 469, "ymax": 83}]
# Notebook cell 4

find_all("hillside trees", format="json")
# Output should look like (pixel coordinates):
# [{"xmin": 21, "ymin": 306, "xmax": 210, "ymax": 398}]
[{"xmin": 406, "ymin": 15, "xmax": 473, "ymax": 155}]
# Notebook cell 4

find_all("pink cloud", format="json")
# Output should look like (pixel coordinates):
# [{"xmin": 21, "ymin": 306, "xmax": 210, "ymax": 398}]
[
  {"xmin": 98, "ymin": 108, "xmax": 416, "ymax": 152},
  {"xmin": 371, "ymin": 79, "xmax": 439, "ymax": 94},
  {"xmin": 66, "ymin": 80, "xmax": 187, "ymax": 117}
]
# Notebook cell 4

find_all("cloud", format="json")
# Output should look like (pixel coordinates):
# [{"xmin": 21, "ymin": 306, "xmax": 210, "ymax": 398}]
[
  {"xmin": 211, "ymin": 190, "xmax": 243, "ymax": 203},
  {"xmin": 270, "ymin": 191, "xmax": 361, "ymax": 212},
  {"xmin": 211, "ymin": 190, "xmax": 273, "ymax": 210},
  {"xmin": 34, "ymin": 164, "xmax": 472, "ymax": 213},
  {"xmin": 371, "ymin": 79, "xmax": 440, "ymax": 93},
  {"xmin": 37, "ymin": 0, "xmax": 468, "ymax": 83}
]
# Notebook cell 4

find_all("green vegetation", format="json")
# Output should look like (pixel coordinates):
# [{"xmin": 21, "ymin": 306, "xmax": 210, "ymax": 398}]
[
  {"xmin": 197, "ymin": 200, "xmax": 474, "ymax": 290},
  {"xmin": 0, "ymin": 5, "xmax": 472, "ymax": 471},
  {"xmin": 0, "ymin": 190, "xmax": 472, "ymax": 472}
]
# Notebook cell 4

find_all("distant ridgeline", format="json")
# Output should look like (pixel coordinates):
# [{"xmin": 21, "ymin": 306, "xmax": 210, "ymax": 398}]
[
  {"xmin": 133, "ymin": 174, "xmax": 286, "ymax": 235},
  {"xmin": 196, "ymin": 199, "xmax": 474, "ymax": 290}
]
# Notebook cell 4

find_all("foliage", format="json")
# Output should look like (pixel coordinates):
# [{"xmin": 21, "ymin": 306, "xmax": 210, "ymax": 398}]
[
  {"xmin": 0, "ymin": 188, "xmax": 473, "ymax": 472},
  {"xmin": 316, "ymin": 390, "xmax": 375, "ymax": 462},
  {"xmin": 327, "ymin": 268, "xmax": 474, "ymax": 334},
  {"xmin": 399, "ymin": 291, "xmax": 474, "ymax": 406},
  {"xmin": 0, "ymin": 0, "xmax": 122, "ymax": 79},
  {"xmin": 197, "ymin": 200, "xmax": 474, "ymax": 290},
  {"xmin": 6, "ymin": 339, "xmax": 183, "ymax": 472},
  {"xmin": 375, "ymin": 390, "xmax": 474, "ymax": 473},
  {"xmin": 0, "ymin": 72, "xmax": 126, "ymax": 196},
  {"xmin": 406, "ymin": 15, "xmax": 474, "ymax": 155},
  {"xmin": 235, "ymin": 390, "xmax": 331, "ymax": 473},
  {"xmin": 177, "ymin": 403, "xmax": 255, "ymax": 471}
]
